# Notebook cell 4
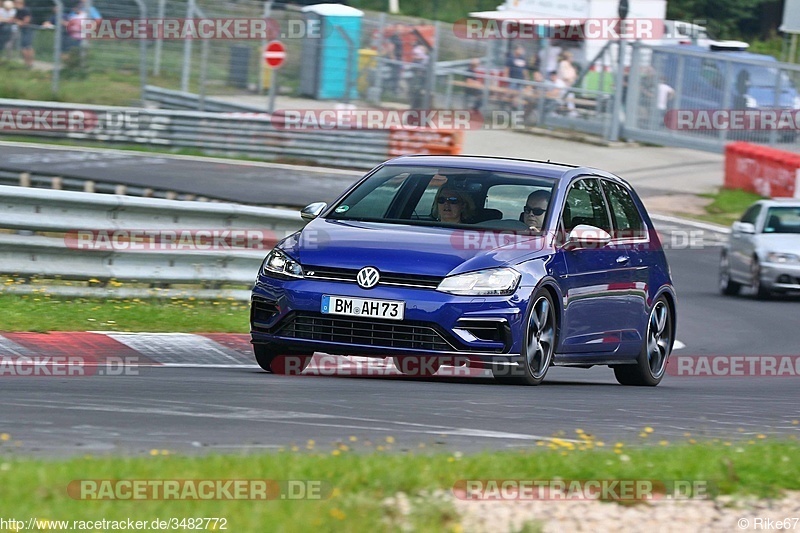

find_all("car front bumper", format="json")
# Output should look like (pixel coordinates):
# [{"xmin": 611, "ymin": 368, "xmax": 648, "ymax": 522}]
[
  {"xmin": 250, "ymin": 273, "xmax": 530, "ymax": 365},
  {"xmin": 761, "ymin": 261, "xmax": 800, "ymax": 291}
]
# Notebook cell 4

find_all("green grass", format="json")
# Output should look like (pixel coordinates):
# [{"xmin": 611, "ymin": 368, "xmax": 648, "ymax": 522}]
[
  {"xmin": 0, "ymin": 440, "xmax": 798, "ymax": 531},
  {"xmin": 696, "ymin": 188, "xmax": 765, "ymax": 227},
  {"xmin": 0, "ymin": 293, "xmax": 249, "ymax": 333}
]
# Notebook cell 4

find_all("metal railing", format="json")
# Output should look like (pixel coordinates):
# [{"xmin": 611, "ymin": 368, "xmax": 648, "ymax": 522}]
[
  {"xmin": 0, "ymin": 185, "xmax": 305, "ymax": 300},
  {"xmin": 0, "ymin": 99, "xmax": 390, "ymax": 169}
]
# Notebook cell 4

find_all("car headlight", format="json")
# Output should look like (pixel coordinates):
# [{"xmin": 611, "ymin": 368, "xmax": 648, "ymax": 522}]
[
  {"xmin": 766, "ymin": 252, "xmax": 800, "ymax": 264},
  {"xmin": 436, "ymin": 267, "xmax": 521, "ymax": 296},
  {"xmin": 745, "ymin": 95, "xmax": 758, "ymax": 109},
  {"xmin": 262, "ymin": 248, "xmax": 304, "ymax": 279}
]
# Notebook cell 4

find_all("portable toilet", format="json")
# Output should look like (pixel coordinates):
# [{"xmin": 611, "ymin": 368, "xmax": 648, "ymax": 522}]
[{"xmin": 299, "ymin": 4, "xmax": 364, "ymax": 100}]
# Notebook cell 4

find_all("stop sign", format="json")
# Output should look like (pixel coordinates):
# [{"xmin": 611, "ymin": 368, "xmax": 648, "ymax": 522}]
[{"xmin": 263, "ymin": 40, "xmax": 286, "ymax": 69}]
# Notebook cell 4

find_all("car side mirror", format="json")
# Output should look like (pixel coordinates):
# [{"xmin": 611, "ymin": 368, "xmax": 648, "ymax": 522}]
[
  {"xmin": 563, "ymin": 224, "xmax": 612, "ymax": 251},
  {"xmin": 732, "ymin": 221, "xmax": 755, "ymax": 234},
  {"xmin": 300, "ymin": 202, "xmax": 327, "ymax": 221}
]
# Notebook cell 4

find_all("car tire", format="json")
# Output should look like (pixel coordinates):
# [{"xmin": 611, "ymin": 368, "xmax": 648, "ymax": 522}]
[
  {"xmin": 751, "ymin": 257, "xmax": 771, "ymax": 300},
  {"xmin": 253, "ymin": 344, "xmax": 311, "ymax": 375},
  {"xmin": 719, "ymin": 252, "xmax": 741, "ymax": 296},
  {"xmin": 614, "ymin": 296, "xmax": 673, "ymax": 387},
  {"xmin": 492, "ymin": 288, "xmax": 556, "ymax": 386},
  {"xmin": 393, "ymin": 357, "xmax": 441, "ymax": 377}
]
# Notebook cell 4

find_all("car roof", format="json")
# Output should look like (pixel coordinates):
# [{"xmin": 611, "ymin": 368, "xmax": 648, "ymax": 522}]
[
  {"xmin": 384, "ymin": 154, "xmax": 634, "ymax": 189},
  {"xmin": 384, "ymin": 155, "xmax": 576, "ymax": 179},
  {"xmin": 655, "ymin": 44, "xmax": 773, "ymax": 62},
  {"xmin": 756, "ymin": 198, "xmax": 800, "ymax": 208}
]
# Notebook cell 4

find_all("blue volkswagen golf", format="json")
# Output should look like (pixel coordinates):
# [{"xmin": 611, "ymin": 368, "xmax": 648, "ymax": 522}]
[{"xmin": 251, "ymin": 155, "xmax": 676, "ymax": 386}]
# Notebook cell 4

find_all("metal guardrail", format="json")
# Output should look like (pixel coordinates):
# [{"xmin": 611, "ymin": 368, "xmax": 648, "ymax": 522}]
[
  {"xmin": 144, "ymin": 86, "xmax": 266, "ymax": 113},
  {"xmin": 0, "ymin": 99, "xmax": 390, "ymax": 170},
  {"xmin": 0, "ymin": 185, "xmax": 305, "ymax": 300}
]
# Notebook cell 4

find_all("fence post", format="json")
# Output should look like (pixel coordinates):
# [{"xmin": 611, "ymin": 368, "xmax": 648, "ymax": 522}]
[
  {"xmin": 132, "ymin": 0, "xmax": 148, "ymax": 107},
  {"xmin": 51, "ymin": 0, "xmax": 63, "ymax": 94},
  {"xmin": 609, "ymin": 41, "xmax": 626, "ymax": 141},
  {"xmin": 769, "ymin": 68, "xmax": 783, "ymax": 146},
  {"xmin": 181, "ymin": 0, "xmax": 195, "ymax": 92},
  {"xmin": 424, "ymin": 21, "xmax": 439, "ymax": 109},
  {"xmin": 258, "ymin": 1, "xmax": 273, "ymax": 96},
  {"xmin": 623, "ymin": 41, "xmax": 641, "ymax": 134},
  {"xmin": 153, "ymin": 0, "xmax": 165, "ymax": 76}
]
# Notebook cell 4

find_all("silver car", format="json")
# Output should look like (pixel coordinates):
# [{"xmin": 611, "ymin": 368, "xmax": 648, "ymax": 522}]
[{"xmin": 719, "ymin": 199, "xmax": 800, "ymax": 298}]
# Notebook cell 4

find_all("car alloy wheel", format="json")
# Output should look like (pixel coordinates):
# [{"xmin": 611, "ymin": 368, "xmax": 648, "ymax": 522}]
[
  {"xmin": 719, "ymin": 252, "xmax": 741, "ymax": 296},
  {"xmin": 494, "ymin": 289, "xmax": 555, "ymax": 385},
  {"xmin": 614, "ymin": 296, "xmax": 673, "ymax": 386},
  {"xmin": 751, "ymin": 257, "xmax": 771, "ymax": 300}
]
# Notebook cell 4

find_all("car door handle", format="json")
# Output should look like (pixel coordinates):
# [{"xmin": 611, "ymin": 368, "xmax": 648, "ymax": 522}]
[{"xmin": 616, "ymin": 255, "xmax": 630, "ymax": 264}]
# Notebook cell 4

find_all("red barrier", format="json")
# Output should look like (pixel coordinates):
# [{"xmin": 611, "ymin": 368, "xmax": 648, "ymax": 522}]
[
  {"xmin": 388, "ymin": 129, "xmax": 464, "ymax": 157},
  {"xmin": 724, "ymin": 142, "xmax": 800, "ymax": 198}
]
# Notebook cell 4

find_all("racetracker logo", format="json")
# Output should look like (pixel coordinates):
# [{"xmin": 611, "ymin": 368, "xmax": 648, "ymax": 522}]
[
  {"xmin": 667, "ymin": 355, "xmax": 800, "ymax": 377},
  {"xmin": 64, "ymin": 229, "xmax": 281, "ymax": 252},
  {"xmin": 272, "ymin": 109, "xmax": 489, "ymax": 131},
  {"xmin": 0, "ymin": 356, "xmax": 139, "ymax": 377},
  {"xmin": 453, "ymin": 18, "xmax": 662, "ymax": 40},
  {"xmin": 665, "ymin": 109, "xmax": 800, "ymax": 131},
  {"xmin": 0, "ymin": 108, "xmax": 98, "ymax": 131},
  {"xmin": 68, "ymin": 479, "xmax": 330, "ymax": 500},
  {"xmin": 76, "ymin": 18, "xmax": 321, "ymax": 40},
  {"xmin": 452, "ymin": 479, "xmax": 711, "ymax": 500}
]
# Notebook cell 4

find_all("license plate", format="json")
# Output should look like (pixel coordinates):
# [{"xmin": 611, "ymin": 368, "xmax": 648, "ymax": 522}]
[{"xmin": 321, "ymin": 295, "xmax": 405, "ymax": 321}]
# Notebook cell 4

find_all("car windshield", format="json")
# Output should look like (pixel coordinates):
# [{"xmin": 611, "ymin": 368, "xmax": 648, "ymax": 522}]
[
  {"xmin": 326, "ymin": 165, "xmax": 557, "ymax": 233},
  {"xmin": 763, "ymin": 207, "xmax": 800, "ymax": 234}
]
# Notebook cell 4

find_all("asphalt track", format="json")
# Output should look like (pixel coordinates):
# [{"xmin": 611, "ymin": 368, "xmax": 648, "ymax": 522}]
[
  {"xmin": 1, "ymin": 219, "xmax": 799, "ymax": 457},
  {"xmin": 0, "ymin": 143, "xmax": 361, "ymax": 206}
]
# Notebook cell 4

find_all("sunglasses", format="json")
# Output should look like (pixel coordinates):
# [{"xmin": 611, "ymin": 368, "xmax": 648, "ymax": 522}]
[
  {"xmin": 437, "ymin": 196, "xmax": 461, "ymax": 205},
  {"xmin": 524, "ymin": 206, "xmax": 547, "ymax": 216}
]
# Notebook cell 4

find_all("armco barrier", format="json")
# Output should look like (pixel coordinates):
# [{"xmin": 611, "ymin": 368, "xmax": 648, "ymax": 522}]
[
  {"xmin": 0, "ymin": 99, "xmax": 465, "ymax": 170},
  {"xmin": 0, "ymin": 185, "xmax": 305, "ymax": 300},
  {"xmin": 724, "ymin": 142, "xmax": 800, "ymax": 198}
]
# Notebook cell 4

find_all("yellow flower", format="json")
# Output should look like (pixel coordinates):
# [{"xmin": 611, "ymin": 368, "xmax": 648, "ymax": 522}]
[
  {"xmin": 644, "ymin": 427, "xmax": 654, "ymax": 434},
  {"xmin": 659, "ymin": 440, "xmax": 669, "ymax": 446},
  {"xmin": 386, "ymin": 436, "xmax": 395, "ymax": 444},
  {"xmin": 149, "ymin": 449, "xmax": 159, "ymax": 456},
  {"xmin": 349, "ymin": 436, "xmax": 357, "ymax": 442},
  {"xmin": 757, "ymin": 434, "xmax": 766, "ymax": 440},
  {"xmin": 329, "ymin": 509, "xmax": 346, "ymax": 520},
  {"xmin": 331, "ymin": 450, "xmax": 341, "ymax": 456}
]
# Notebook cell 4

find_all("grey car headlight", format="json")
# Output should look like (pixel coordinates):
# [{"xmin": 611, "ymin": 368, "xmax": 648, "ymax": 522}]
[
  {"xmin": 437, "ymin": 267, "xmax": 521, "ymax": 296},
  {"xmin": 262, "ymin": 248, "xmax": 304, "ymax": 279},
  {"xmin": 766, "ymin": 252, "xmax": 800, "ymax": 264}
]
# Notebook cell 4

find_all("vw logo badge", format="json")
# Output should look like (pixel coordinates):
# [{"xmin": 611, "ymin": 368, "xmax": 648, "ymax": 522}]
[{"xmin": 356, "ymin": 266, "xmax": 380, "ymax": 289}]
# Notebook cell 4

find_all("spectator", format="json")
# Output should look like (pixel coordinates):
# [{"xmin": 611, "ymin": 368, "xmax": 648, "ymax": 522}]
[
  {"xmin": 539, "ymin": 43, "xmax": 561, "ymax": 74},
  {"xmin": 505, "ymin": 45, "xmax": 527, "ymax": 90},
  {"xmin": 408, "ymin": 44, "xmax": 428, "ymax": 110},
  {"xmin": 11, "ymin": 0, "xmax": 32, "ymax": 67},
  {"xmin": 557, "ymin": 50, "xmax": 577, "ymax": 86},
  {"xmin": 544, "ymin": 70, "xmax": 566, "ymax": 109},
  {"xmin": 0, "ymin": 1, "xmax": 15, "ymax": 59},
  {"xmin": 656, "ymin": 76, "xmax": 675, "ymax": 122}
]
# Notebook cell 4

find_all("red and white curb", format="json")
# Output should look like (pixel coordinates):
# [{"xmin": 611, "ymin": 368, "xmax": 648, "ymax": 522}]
[{"xmin": 0, "ymin": 332, "xmax": 686, "ymax": 376}]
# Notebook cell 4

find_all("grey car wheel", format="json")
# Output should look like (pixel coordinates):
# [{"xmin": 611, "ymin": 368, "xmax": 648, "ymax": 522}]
[{"xmin": 719, "ymin": 252, "xmax": 742, "ymax": 296}]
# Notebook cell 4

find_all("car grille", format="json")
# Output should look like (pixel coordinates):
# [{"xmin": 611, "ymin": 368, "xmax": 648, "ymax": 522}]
[
  {"xmin": 274, "ymin": 312, "xmax": 455, "ymax": 351},
  {"xmin": 303, "ymin": 266, "xmax": 443, "ymax": 289}
]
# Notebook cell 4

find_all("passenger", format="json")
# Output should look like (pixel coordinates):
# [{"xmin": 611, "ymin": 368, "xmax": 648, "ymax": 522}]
[
  {"xmin": 433, "ymin": 187, "xmax": 475, "ymax": 224},
  {"xmin": 523, "ymin": 190, "xmax": 550, "ymax": 232}
]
